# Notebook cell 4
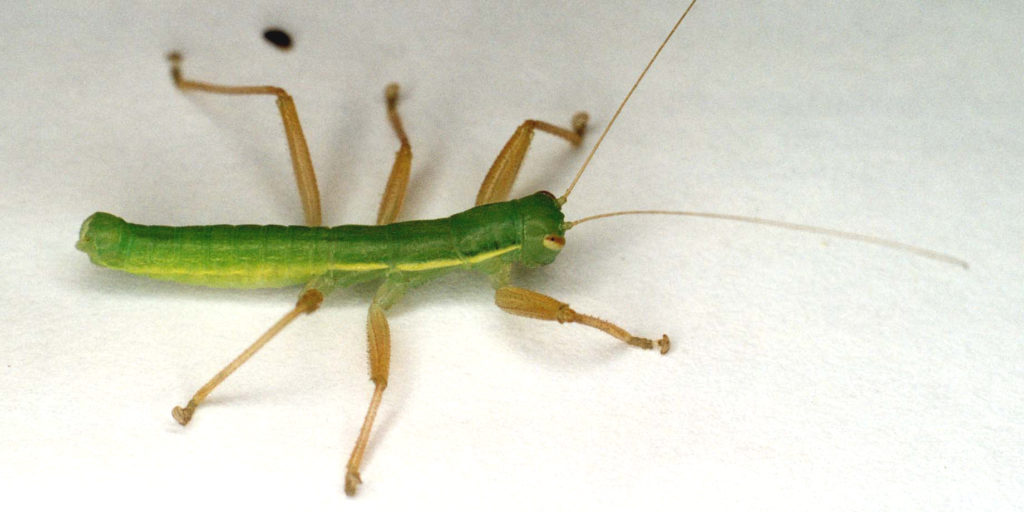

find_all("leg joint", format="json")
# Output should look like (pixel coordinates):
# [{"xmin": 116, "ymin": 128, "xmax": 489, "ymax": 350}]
[{"xmin": 296, "ymin": 289, "xmax": 324, "ymax": 313}]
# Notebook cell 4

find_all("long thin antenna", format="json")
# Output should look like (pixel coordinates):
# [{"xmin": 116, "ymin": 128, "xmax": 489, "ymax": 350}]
[
  {"xmin": 558, "ymin": 0, "xmax": 698, "ymax": 204},
  {"xmin": 565, "ymin": 210, "xmax": 969, "ymax": 269}
]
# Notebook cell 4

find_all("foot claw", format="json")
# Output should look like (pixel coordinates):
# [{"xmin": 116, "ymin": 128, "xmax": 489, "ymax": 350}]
[
  {"xmin": 167, "ymin": 52, "xmax": 184, "ymax": 87},
  {"xmin": 657, "ymin": 335, "xmax": 670, "ymax": 355},
  {"xmin": 385, "ymin": 83, "xmax": 399, "ymax": 105},
  {"xmin": 626, "ymin": 335, "xmax": 671, "ymax": 354},
  {"xmin": 571, "ymin": 111, "xmax": 589, "ymax": 136},
  {"xmin": 345, "ymin": 470, "xmax": 362, "ymax": 497},
  {"xmin": 172, "ymin": 400, "xmax": 196, "ymax": 425}
]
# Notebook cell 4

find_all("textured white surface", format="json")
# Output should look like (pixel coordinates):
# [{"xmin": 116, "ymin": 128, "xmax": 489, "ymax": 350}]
[{"xmin": 1, "ymin": 1, "xmax": 1021, "ymax": 510}]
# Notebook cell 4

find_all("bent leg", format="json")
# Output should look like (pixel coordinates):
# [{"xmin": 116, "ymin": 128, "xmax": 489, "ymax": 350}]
[
  {"xmin": 494, "ymin": 286, "xmax": 670, "ymax": 354},
  {"xmin": 171, "ymin": 270, "xmax": 378, "ymax": 425},
  {"xmin": 172, "ymin": 289, "xmax": 324, "ymax": 425},
  {"xmin": 343, "ymin": 278, "xmax": 409, "ymax": 496},
  {"xmin": 475, "ymin": 113, "xmax": 588, "ymax": 206},
  {"xmin": 344, "ymin": 302, "xmax": 390, "ymax": 496},
  {"xmin": 376, "ymin": 83, "xmax": 412, "ymax": 225},
  {"xmin": 168, "ymin": 53, "xmax": 322, "ymax": 226}
]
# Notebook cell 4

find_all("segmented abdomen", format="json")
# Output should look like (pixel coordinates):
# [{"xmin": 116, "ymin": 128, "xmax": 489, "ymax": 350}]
[
  {"xmin": 78, "ymin": 198, "xmax": 528, "ymax": 290},
  {"xmin": 105, "ymin": 221, "xmax": 388, "ymax": 288}
]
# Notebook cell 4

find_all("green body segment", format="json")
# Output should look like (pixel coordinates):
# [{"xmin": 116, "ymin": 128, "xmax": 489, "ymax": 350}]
[{"xmin": 77, "ymin": 192, "xmax": 566, "ymax": 289}]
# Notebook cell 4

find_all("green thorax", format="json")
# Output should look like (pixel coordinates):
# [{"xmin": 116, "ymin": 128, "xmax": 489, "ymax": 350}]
[{"xmin": 77, "ymin": 191, "xmax": 566, "ymax": 288}]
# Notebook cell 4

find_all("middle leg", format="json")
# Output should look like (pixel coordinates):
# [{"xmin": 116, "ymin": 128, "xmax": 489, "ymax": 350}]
[
  {"xmin": 344, "ymin": 279, "xmax": 407, "ymax": 496},
  {"xmin": 376, "ymin": 83, "xmax": 413, "ymax": 225}
]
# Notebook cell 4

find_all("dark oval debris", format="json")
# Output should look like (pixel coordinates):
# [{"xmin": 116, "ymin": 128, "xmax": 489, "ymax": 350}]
[{"xmin": 263, "ymin": 28, "xmax": 293, "ymax": 50}]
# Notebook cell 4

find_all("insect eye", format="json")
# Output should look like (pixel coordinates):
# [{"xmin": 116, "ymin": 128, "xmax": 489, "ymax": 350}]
[{"xmin": 542, "ymin": 235, "xmax": 565, "ymax": 251}]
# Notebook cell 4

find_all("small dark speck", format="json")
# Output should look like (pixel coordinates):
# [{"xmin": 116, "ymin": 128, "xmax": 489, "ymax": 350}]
[{"xmin": 263, "ymin": 28, "xmax": 293, "ymax": 50}]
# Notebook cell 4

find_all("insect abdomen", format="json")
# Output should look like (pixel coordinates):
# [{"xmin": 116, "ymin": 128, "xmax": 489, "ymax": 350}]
[
  {"xmin": 77, "ymin": 213, "xmax": 368, "ymax": 288},
  {"xmin": 134, "ymin": 224, "xmax": 338, "ymax": 287},
  {"xmin": 77, "ymin": 200, "xmax": 532, "ymax": 289}
]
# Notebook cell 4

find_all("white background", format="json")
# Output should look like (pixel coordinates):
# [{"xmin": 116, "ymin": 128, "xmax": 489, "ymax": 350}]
[{"xmin": 2, "ymin": 1, "xmax": 1020, "ymax": 510}]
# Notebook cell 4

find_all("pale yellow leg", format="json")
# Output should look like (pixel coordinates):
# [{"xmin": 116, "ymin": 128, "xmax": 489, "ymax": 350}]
[
  {"xmin": 167, "ymin": 53, "xmax": 322, "ymax": 226},
  {"xmin": 345, "ymin": 303, "xmax": 392, "ymax": 496},
  {"xmin": 495, "ymin": 286, "xmax": 669, "ymax": 354},
  {"xmin": 172, "ymin": 290, "xmax": 324, "ymax": 425},
  {"xmin": 475, "ymin": 113, "xmax": 588, "ymax": 206},
  {"xmin": 376, "ymin": 83, "xmax": 412, "ymax": 225}
]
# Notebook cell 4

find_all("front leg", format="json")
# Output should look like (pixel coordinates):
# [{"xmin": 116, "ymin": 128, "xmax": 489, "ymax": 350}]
[
  {"xmin": 494, "ymin": 286, "xmax": 670, "ymax": 355},
  {"xmin": 476, "ymin": 114, "xmax": 588, "ymax": 206},
  {"xmin": 376, "ymin": 83, "xmax": 412, "ymax": 225}
]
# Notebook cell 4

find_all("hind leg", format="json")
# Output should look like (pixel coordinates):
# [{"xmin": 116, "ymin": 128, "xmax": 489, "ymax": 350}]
[{"xmin": 168, "ymin": 53, "xmax": 322, "ymax": 226}]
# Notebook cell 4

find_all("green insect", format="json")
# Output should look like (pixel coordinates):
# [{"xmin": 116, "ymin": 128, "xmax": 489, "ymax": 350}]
[{"xmin": 76, "ymin": 1, "xmax": 964, "ymax": 496}]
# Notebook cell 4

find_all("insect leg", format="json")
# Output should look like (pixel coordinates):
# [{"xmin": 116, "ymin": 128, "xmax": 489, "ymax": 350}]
[
  {"xmin": 171, "ymin": 289, "xmax": 324, "ymax": 425},
  {"xmin": 376, "ymin": 83, "xmax": 412, "ymax": 225},
  {"xmin": 475, "ymin": 113, "xmax": 589, "ymax": 206},
  {"xmin": 167, "ymin": 53, "xmax": 322, "ymax": 226},
  {"xmin": 494, "ymin": 286, "xmax": 670, "ymax": 355},
  {"xmin": 345, "ymin": 279, "xmax": 405, "ymax": 497}
]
